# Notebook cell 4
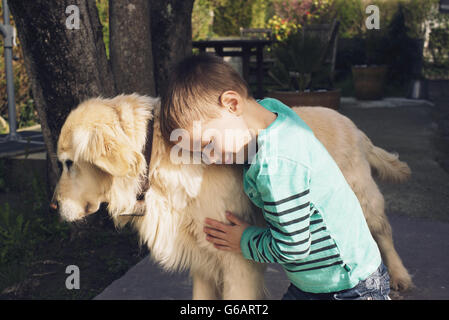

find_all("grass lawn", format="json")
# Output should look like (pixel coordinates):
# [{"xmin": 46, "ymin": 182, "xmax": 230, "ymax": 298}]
[{"xmin": 0, "ymin": 158, "xmax": 149, "ymax": 300}]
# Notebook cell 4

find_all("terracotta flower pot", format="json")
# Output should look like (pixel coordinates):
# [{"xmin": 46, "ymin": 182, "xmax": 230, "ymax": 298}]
[
  {"xmin": 352, "ymin": 65, "xmax": 387, "ymax": 100},
  {"xmin": 267, "ymin": 89, "xmax": 341, "ymax": 110}
]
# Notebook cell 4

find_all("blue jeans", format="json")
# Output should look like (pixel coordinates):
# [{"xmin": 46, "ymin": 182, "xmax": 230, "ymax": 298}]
[{"xmin": 281, "ymin": 262, "xmax": 391, "ymax": 300}]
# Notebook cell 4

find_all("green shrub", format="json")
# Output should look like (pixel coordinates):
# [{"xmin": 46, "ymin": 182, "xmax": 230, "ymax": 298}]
[
  {"xmin": 333, "ymin": 0, "xmax": 439, "ymax": 39},
  {"xmin": 212, "ymin": 0, "xmax": 257, "ymax": 36},
  {"xmin": 192, "ymin": 0, "xmax": 214, "ymax": 40},
  {"xmin": 0, "ymin": 161, "xmax": 69, "ymax": 291},
  {"xmin": 334, "ymin": 0, "xmax": 365, "ymax": 38},
  {"xmin": 0, "ymin": 203, "xmax": 31, "ymax": 264},
  {"xmin": 270, "ymin": 30, "xmax": 330, "ymax": 91},
  {"xmin": 96, "ymin": 0, "xmax": 110, "ymax": 58},
  {"xmin": 423, "ymin": 1, "xmax": 449, "ymax": 79},
  {"xmin": 271, "ymin": 0, "xmax": 335, "ymax": 27},
  {"xmin": 251, "ymin": 0, "xmax": 272, "ymax": 28}
]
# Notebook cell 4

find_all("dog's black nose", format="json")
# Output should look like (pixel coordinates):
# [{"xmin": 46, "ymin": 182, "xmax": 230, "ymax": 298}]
[{"xmin": 49, "ymin": 201, "xmax": 59, "ymax": 212}]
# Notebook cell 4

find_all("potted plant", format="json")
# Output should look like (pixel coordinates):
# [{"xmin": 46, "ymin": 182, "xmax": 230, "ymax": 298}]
[
  {"xmin": 267, "ymin": 27, "xmax": 341, "ymax": 110},
  {"xmin": 265, "ymin": 0, "xmax": 340, "ymax": 109},
  {"xmin": 351, "ymin": 24, "xmax": 390, "ymax": 101}
]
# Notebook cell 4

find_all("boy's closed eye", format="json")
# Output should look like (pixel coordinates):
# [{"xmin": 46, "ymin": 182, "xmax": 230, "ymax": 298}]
[
  {"xmin": 190, "ymin": 139, "xmax": 214, "ymax": 159},
  {"xmin": 189, "ymin": 139, "xmax": 211, "ymax": 154}
]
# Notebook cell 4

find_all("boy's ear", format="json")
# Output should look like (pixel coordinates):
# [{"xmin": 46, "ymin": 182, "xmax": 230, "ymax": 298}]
[{"xmin": 219, "ymin": 90, "xmax": 241, "ymax": 113}]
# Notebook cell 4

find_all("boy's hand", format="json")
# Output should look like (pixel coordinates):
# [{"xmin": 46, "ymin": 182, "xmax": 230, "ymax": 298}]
[{"xmin": 204, "ymin": 211, "xmax": 250, "ymax": 253}]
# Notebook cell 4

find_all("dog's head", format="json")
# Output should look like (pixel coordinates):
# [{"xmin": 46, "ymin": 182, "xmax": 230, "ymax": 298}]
[{"xmin": 52, "ymin": 94, "xmax": 156, "ymax": 222}]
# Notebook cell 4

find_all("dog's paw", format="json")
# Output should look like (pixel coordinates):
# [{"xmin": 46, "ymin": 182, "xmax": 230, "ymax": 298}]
[{"xmin": 390, "ymin": 270, "xmax": 414, "ymax": 292}]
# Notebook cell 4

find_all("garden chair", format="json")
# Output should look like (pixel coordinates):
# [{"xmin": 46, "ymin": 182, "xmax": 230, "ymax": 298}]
[
  {"xmin": 239, "ymin": 28, "xmax": 275, "ymax": 92},
  {"xmin": 302, "ymin": 18, "xmax": 340, "ymax": 88}
]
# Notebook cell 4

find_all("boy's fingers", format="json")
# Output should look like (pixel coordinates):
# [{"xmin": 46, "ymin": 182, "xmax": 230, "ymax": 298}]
[
  {"xmin": 205, "ymin": 218, "xmax": 229, "ymax": 232},
  {"xmin": 206, "ymin": 235, "xmax": 229, "ymax": 246},
  {"xmin": 225, "ymin": 211, "xmax": 244, "ymax": 225},
  {"xmin": 214, "ymin": 244, "xmax": 232, "ymax": 251},
  {"xmin": 204, "ymin": 226, "xmax": 226, "ymax": 239}
]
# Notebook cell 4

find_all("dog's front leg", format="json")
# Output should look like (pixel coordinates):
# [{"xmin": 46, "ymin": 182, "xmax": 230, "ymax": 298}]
[
  {"xmin": 191, "ymin": 271, "xmax": 221, "ymax": 300},
  {"xmin": 222, "ymin": 255, "xmax": 266, "ymax": 300}
]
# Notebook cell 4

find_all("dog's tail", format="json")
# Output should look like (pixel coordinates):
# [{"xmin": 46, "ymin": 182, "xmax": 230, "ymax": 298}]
[{"xmin": 360, "ymin": 130, "xmax": 411, "ymax": 183}]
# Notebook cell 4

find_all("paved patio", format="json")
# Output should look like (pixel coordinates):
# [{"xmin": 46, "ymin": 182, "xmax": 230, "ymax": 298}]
[{"xmin": 92, "ymin": 97, "xmax": 449, "ymax": 300}]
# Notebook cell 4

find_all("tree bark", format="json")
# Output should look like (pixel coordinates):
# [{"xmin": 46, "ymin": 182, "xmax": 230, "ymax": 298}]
[
  {"xmin": 150, "ymin": 0, "xmax": 195, "ymax": 94},
  {"xmin": 109, "ymin": 0, "xmax": 156, "ymax": 96},
  {"xmin": 8, "ymin": 0, "xmax": 115, "ymax": 192}
]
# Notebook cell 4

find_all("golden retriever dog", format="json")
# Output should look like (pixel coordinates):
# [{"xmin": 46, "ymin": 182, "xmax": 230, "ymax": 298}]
[{"xmin": 52, "ymin": 93, "xmax": 412, "ymax": 299}]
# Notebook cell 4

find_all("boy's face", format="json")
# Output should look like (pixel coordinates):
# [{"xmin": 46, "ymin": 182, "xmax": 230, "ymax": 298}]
[{"xmin": 176, "ymin": 103, "xmax": 254, "ymax": 165}]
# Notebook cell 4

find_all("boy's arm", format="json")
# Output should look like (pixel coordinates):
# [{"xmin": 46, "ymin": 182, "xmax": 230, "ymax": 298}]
[{"xmin": 240, "ymin": 158, "xmax": 312, "ymax": 264}]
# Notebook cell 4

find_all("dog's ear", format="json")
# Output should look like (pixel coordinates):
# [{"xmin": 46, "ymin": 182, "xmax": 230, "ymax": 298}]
[{"xmin": 73, "ymin": 124, "xmax": 146, "ymax": 177}]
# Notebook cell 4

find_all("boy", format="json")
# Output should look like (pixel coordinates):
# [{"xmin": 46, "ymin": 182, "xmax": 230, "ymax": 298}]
[{"xmin": 160, "ymin": 54, "xmax": 391, "ymax": 300}]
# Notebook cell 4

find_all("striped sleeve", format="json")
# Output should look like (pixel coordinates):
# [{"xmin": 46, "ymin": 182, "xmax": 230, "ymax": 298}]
[{"xmin": 240, "ymin": 158, "xmax": 312, "ymax": 264}]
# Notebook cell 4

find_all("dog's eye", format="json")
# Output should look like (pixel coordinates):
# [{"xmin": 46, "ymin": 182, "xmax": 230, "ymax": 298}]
[{"xmin": 65, "ymin": 160, "xmax": 73, "ymax": 170}]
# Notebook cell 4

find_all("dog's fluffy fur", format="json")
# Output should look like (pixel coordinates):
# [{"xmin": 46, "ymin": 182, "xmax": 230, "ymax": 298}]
[{"xmin": 54, "ymin": 94, "xmax": 413, "ymax": 299}]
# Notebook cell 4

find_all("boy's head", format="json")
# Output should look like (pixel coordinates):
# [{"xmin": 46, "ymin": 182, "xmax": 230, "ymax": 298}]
[{"xmin": 160, "ymin": 54, "xmax": 255, "ymax": 164}]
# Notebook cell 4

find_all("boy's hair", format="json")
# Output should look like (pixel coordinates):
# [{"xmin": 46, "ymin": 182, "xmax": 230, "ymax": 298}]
[{"xmin": 160, "ymin": 54, "xmax": 251, "ymax": 145}]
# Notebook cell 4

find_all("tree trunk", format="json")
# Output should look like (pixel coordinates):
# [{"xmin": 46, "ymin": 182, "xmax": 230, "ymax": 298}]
[
  {"xmin": 150, "ymin": 0, "xmax": 195, "ymax": 94},
  {"xmin": 8, "ymin": 0, "xmax": 115, "ymax": 193},
  {"xmin": 109, "ymin": 0, "xmax": 156, "ymax": 96},
  {"xmin": 7, "ymin": 0, "xmax": 195, "ymax": 205}
]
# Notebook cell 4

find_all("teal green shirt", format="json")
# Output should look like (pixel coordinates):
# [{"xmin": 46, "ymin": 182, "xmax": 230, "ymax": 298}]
[{"xmin": 240, "ymin": 98, "xmax": 381, "ymax": 293}]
